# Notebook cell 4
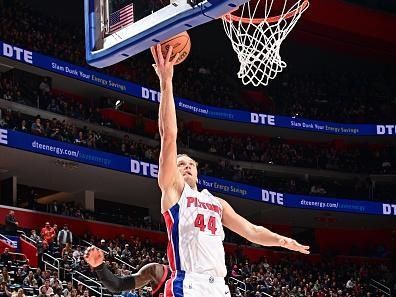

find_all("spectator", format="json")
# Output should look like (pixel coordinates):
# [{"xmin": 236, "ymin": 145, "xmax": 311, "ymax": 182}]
[
  {"xmin": 57, "ymin": 224, "xmax": 73, "ymax": 246},
  {"xmin": 72, "ymin": 245, "xmax": 83, "ymax": 264},
  {"xmin": 0, "ymin": 112, "xmax": 7, "ymax": 128},
  {"xmin": 27, "ymin": 189, "xmax": 38, "ymax": 210},
  {"xmin": 310, "ymin": 184, "xmax": 327, "ymax": 195},
  {"xmin": 20, "ymin": 265, "xmax": 30, "ymax": 280},
  {"xmin": 47, "ymin": 99, "xmax": 61, "ymax": 114},
  {"xmin": 19, "ymin": 119, "xmax": 28, "ymax": 132},
  {"xmin": 30, "ymin": 229, "xmax": 41, "ymax": 242},
  {"xmin": 49, "ymin": 271, "xmax": 61, "ymax": 288},
  {"xmin": 61, "ymin": 243, "xmax": 73, "ymax": 258},
  {"xmin": 69, "ymin": 289, "xmax": 77, "ymax": 297},
  {"xmin": 346, "ymin": 278, "xmax": 355, "ymax": 290},
  {"xmin": 76, "ymin": 284, "xmax": 84, "ymax": 296},
  {"xmin": 43, "ymin": 270, "xmax": 51, "ymax": 281},
  {"xmin": 48, "ymin": 200, "xmax": 60, "ymax": 214},
  {"xmin": 108, "ymin": 242, "xmax": 121, "ymax": 258},
  {"xmin": 4, "ymin": 210, "xmax": 19, "ymax": 235},
  {"xmin": 40, "ymin": 222, "xmax": 56, "ymax": 245},
  {"xmin": 37, "ymin": 240, "xmax": 49, "ymax": 262},
  {"xmin": 13, "ymin": 268, "xmax": 24, "ymax": 284},
  {"xmin": 3, "ymin": 91, "xmax": 12, "ymax": 101},
  {"xmin": 53, "ymin": 287, "xmax": 63, "ymax": 297},
  {"xmin": 0, "ymin": 268, "xmax": 10, "ymax": 286},
  {"xmin": 0, "ymin": 282, "xmax": 11, "ymax": 297},
  {"xmin": 59, "ymin": 254, "xmax": 73, "ymax": 281},
  {"xmin": 231, "ymin": 265, "xmax": 240, "ymax": 278},
  {"xmin": 53, "ymin": 224, "xmax": 58, "ymax": 234},
  {"xmin": 39, "ymin": 280, "xmax": 53, "ymax": 297},
  {"xmin": 37, "ymin": 286, "xmax": 47, "ymax": 297},
  {"xmin": 23, "ymin": 271, "xmax": 38, "ymax": 287},
  {"xmin": 39, "ymin": 78, "xmax": 51, "ymax": 95},
  {"xmin": 62, "ymin": 282, "xmax": 73, "ymax": 297},
  {"xmin": 51, "ymin": 280, "xmax": 63, "ymax": 296},
  {"xmin": 99, "ymin": 239, "xmax": 107, "ymax": 250},
  {"xmin": 120, "ymin": 264, "xmax": 131, "ymax": 276},
  {"xmin": 11, "ymin": 288, "xmax": 25, "ymax": 297},
  {"xmin": 31, "ymin": 117, "xmax": 44, "ymax": 135},
  {"xmin": 34, "ymin": 268, "xmax": 45, "ymax": 287},
  {"xmin": 74, "ymin": 131, "xmax": 86, "ymax": 145},
  {"xmin": 121, "ymin": 244, "xmax": 132, "ymax": 260},
  {"xmin": 82, "ymin": 290, "xmax": 90, "ymax": 297},
  {"xmin": 0, "ymin": 249, "xmax": 12, "ymax": 266}
]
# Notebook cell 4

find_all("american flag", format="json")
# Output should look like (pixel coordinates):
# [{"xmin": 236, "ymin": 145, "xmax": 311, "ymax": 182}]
[{"xmin": 109, "ymin": 3, "xmax": 134, "ymax": 34}]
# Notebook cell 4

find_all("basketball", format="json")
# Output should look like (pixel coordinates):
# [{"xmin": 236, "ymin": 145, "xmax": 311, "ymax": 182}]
[{"xmin": 160, "ymin": 31, "xmax": 191, "ymax": 65}]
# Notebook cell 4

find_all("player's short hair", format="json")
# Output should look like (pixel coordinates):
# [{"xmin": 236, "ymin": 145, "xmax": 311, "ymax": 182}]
[{"xmin": 177, "ymin": 154, "xmax": 198, "ymax": 167}]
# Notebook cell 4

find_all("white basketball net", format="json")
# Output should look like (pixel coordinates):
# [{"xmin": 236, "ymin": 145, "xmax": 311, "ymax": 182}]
[{"xmin": 222, "ymin": 0, "xmax": 309, "ymax": 86}]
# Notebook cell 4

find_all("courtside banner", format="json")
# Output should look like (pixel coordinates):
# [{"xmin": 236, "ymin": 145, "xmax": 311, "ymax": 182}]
[
  {"xmin": 0, "ymin": 41, "xmax": 392, "ymax": 136},
  {"xmin": 1, "ymin": 129, "xmax": 394, "ymax": 216}
]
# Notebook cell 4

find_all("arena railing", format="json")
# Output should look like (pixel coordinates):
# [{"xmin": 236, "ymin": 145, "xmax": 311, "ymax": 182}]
[
  {"xmin": 228, "ymin": 276, "xmax": 274, "ymax": 297},
  {"xmin": 42, "ymin": 253, "xmax": 60, "ymax": 278},
  {"xmin": 8, "ymin": 252, "xmax": 28, "ymax": 263},
  {"xmin": 19, "ymin": 233, "xmax": 38, "ymax": 245},
  {"xmin": 228, "ymin": 277, "xmax": 247, "ymax": 297},
  {"xmin": 81, "ymin": 240, "xmax": 137, "ymax": 272},
  {"xmin": 0, "ymin": 233, "xmax": 12, "ymax": 243},
  {"xmin": 73, "ymin": 270, "xmax": 104, "ymax": 297},
  {"xmin": 369, "ymin": 279, "xmax": 391, "ymax": 296}
]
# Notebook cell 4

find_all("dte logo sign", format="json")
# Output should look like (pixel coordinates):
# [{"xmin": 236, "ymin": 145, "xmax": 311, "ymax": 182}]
[
  {"xmin": 2, "ymin": 43, "xmax": 33, "ymax": 64},
  {"xmin": 383, "ymin": 204, "xmax": 396, "ymax": 215},
  {"xmin": 376, "ymin": 125, "xmax": 396, "ymax": 135},
  {"xmin": 251, "ymin": 113, "xmax": 275, "ymax": 126},
  {"xmin": 130, "ymin": 159, "xmax": 158, "ymax": 178},
  {"xmin": 0, "ymin": 129, "xmax": 8, "ymax": 145},
  {"xmin": 141, "ymin": 87, "xmax": 160, "ymax": 103},
  {"xmin": 261, "ymin": 189, "xmax": 284, "ymax": 205}
]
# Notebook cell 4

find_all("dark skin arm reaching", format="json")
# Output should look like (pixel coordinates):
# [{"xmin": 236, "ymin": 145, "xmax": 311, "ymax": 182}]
[{"xmin": 84, "ymin": 246, "xmax": 165, "ymax": 293}]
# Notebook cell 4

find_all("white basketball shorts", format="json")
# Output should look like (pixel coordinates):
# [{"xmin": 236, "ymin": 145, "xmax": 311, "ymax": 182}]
[{"xmin": 164, "ymin": 271, "xmax": 231, "ymax": 297}]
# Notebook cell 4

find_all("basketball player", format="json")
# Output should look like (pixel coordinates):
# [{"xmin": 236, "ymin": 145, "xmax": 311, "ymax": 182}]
[
  {"xmin": 84, "ymin": 246, "xmax": 170, "ymax": 297},
  {"xmin": 151, "ymin": 44, "xmax": 310, "ymax": 297}
]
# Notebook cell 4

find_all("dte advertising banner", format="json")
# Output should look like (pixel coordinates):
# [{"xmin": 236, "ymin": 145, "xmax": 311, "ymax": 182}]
[
  {"xmin": 1, "ymin": 129, "xmax": 394, "ymax": 216},
  {"xmin": 1, "ymin": 41, "xmax": 394, "ymax": 136}
]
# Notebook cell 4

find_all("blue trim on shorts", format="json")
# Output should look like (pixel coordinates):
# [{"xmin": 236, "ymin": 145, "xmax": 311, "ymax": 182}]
[{"xmin": 172, "ymin": 271, "xmax": 185, "ymax": 297}]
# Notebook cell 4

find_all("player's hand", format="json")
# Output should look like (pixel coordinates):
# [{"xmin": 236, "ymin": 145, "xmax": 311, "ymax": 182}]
[
  {"xmin": 278, "ymin": 237, "xmax": 310, "ymax": 254},
  {"xmin": 150, "ymin": 44, "xmax": 179, "ymax": 83},
  {"xmin": 84, "ymin": 246, "xmax": 105, "ymax": 268}
]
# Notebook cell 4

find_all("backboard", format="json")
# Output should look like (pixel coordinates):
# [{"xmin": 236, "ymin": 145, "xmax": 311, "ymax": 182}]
[{"xmin": 84, "ymin": 0, "xmax": 251, "ymax": 68}]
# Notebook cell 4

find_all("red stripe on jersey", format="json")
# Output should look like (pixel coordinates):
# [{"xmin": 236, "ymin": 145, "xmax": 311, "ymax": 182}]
[
  {"xmin": 163, "ymin": 211, "xmax": 176, "ymax": 271},
  {"xmin": 164, "ymin": 271, "xmax": 176, "ymax": 297}
]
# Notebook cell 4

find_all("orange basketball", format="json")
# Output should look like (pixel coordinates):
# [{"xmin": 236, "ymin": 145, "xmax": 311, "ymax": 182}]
[{"xmin": 160, "ymin": 31, "xmax": 191, "ymax": 65}]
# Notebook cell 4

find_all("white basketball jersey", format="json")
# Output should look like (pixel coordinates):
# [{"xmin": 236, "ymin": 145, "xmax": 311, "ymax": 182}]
[{"xmin": 163, "ymin": 183, "xmax": 227, "ymax": 277}]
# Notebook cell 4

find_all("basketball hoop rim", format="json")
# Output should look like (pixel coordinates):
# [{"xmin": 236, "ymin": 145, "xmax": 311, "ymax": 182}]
[{"xmin": 222, "ymin": 0, "xmax": 309, "ymax": 24}]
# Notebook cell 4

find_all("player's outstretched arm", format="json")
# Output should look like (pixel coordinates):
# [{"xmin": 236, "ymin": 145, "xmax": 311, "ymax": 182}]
[
  {"xmin": 150, "ymin": 45, "xmax": 184, "ymax": 209},
  {"xmin": 219, "ymin": 199, "xmax": 310, "ymax": 254},
  {"xmin": 84, "ymin": 246, "xmax": 164, "ymax": 292}
]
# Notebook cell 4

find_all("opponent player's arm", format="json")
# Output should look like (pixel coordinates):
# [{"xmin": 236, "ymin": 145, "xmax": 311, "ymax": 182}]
[
  {"xmin": 219, "ymin": 198, "xmax": 310, "ymax": 254},
  {"xmin": 151, "ymin": 45, "xmax": 184, "ymax": 193},
  {"xmin": 94, "ymin": 263, "xmax": 163, "ymax": 293}
]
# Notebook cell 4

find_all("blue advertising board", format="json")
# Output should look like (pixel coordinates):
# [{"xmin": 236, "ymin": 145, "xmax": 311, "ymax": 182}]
[
  {"xmin": 1, "ymin": 128, "xmax": 394, "ymax": 216},
  {"xmin": 1, "ymin": 41, "xmax": 395, "ymax": 136}
]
